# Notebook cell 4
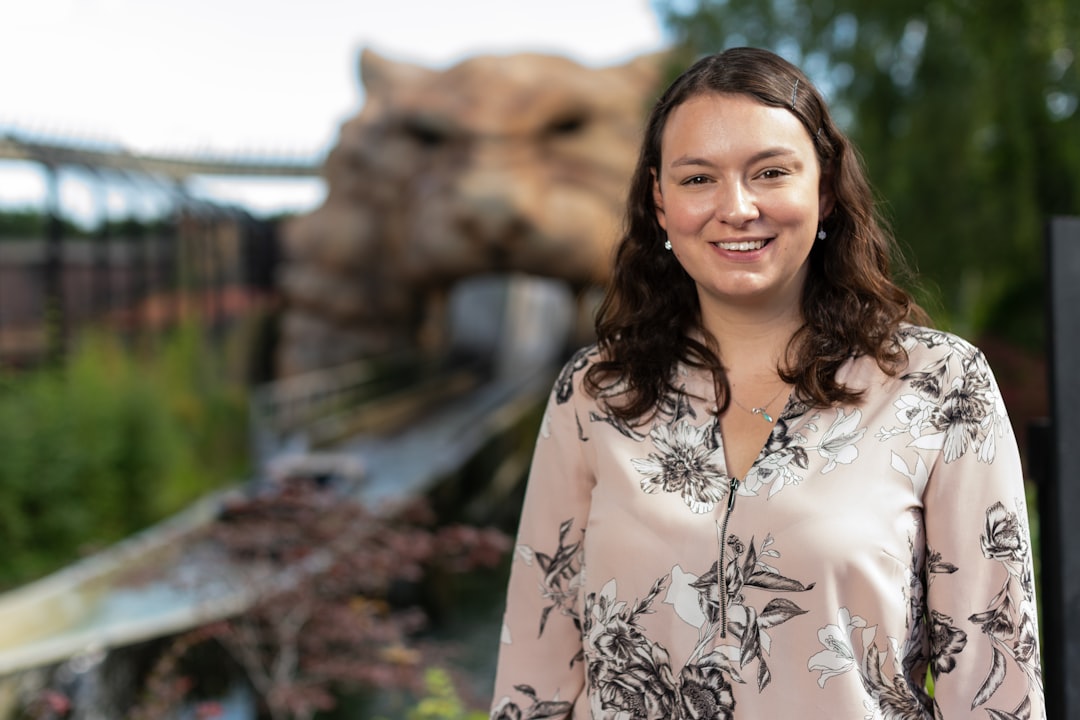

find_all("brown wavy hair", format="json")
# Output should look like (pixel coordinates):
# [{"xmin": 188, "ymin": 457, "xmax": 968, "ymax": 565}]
[{"xmin": 584, "ymin": 47, "xmax": 929, "ymax": 422}]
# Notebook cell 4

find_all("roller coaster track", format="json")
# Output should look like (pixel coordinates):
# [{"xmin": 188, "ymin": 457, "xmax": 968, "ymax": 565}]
[{"xmin": 0, "ymin": 131, "xmax": 320, "ymax": 180}]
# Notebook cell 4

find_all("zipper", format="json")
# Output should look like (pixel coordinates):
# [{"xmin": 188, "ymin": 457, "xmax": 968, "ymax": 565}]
[{"xmin": 718, "ymin": 476, "xmax": 740, "ymax": 639}]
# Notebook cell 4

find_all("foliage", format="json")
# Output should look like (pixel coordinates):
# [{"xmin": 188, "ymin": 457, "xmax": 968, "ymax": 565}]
[
  {"xmin": 653, "ymin": 0, "xmax": 1080, "ymax": 347},
  {"xmin": 117, "ymin": 480, "xmax": 510, "ymax": 720},
  {"xmin": 145, "ymin": 321, "xmax": 252, "ymax": 512},
  {"xmin": 0, "ymin": 323, "xmax": 250, "ymax": 588},
  {"xmin": 0, "ymin": 209, "xmax": 97, "ymax": 240},
  {"xmin": 400, "ymin": 668, "xmax": 488, "ymax": 720},
  {"xmin": 0, "ymin": 209, "xmax": 46, "ymax": 238},
  {"xmin": 124, "ymin": 625, "xmax": 230, "ymax": 720},
  {"xmin": 0, "ymin": 208, "xmax": 175, "ymax": 240}
]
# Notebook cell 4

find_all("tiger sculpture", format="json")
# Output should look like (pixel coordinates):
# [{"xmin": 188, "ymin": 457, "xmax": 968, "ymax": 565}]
[{"xmin": 276, "ymin": 48, "xmax": 664, "ymax": 376}]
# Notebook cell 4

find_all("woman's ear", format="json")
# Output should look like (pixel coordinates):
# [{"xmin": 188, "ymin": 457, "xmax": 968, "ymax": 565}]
[
  {"xmin": 819, "ymin": 192, "xmax": 835, "ymax": 220},
  {"xmin": 653, "ymin": 169, "xmax": 667, "ymax": 230},
  {"xmin": 818, "ymin": 169, "xmax": 836, "ymax": 219}
]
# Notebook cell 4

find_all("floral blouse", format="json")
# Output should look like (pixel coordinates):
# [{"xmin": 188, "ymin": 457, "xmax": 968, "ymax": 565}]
[{"xmin": 489, "ymin": 326, "xmax": 1044, "ymax": 720}]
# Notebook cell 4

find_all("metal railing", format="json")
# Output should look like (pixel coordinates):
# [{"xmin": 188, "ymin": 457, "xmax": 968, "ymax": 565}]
[{"xmin": 0, "ymin": 132, "xmax": 283, "ymax": 368}]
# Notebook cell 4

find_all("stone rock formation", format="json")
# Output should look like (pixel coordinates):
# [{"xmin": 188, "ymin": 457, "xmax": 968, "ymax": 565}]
[{"xmin": 276, "ymin": 48, "xmax": 664, "ymax": 376}]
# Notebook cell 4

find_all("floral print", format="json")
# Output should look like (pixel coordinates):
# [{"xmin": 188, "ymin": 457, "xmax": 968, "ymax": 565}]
[
  {"xmin": 807, "ymin": 602, "xmax": 967, "ymax": 718},
  {"xmin": 583, "ymin": 577, "xmax": 744, "ymax": 720},
  {"xmin": 808, "ymin": 607, "xmax": 869, "ymax": 688},
  {"xmin": 928, "ymin": 610, "xmax": 968, "ymax": 675},
  {"xmin": 700, "ymin": 538, "xmax": 813, "ymax": 689},
  {"xmin": 515, "ymin": 518, "xmax": 584, "ymax": 639},
  {"xmin": 579, "ymin": 532, "xmax": 811, "ymax": 720},
  {"xmin": 491, "ymin": 327, "xmax": 1044, "ymax": 719},
  {"xmin": 741, "ymin": 406, "xmax": 866, "ymax": 498},
  {"xmin": 878, "ymin": 326, "xmax": 1008, "ymax": 465},
  {"xmin": 979, "ymin": 501, "xmax": 1029, "ymax": 563},
  {"xmin": 631, "ymin": 420, "xmax": 730, "ymax": 513},
  {"xmin": 967, "ymin": 499, "xmax": 1043, "ymax": 716}
]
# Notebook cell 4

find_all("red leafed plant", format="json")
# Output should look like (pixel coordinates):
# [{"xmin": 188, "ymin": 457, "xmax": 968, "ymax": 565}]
[{"xmin": 123, "ymin": 478, "xmax": 511, "ymax": 720}]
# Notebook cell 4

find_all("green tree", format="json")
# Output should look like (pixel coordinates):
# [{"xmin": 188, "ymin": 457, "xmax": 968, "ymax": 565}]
[{"xmin": 654, "ymin": 0, "xmax": 1080, "ymax": 347}]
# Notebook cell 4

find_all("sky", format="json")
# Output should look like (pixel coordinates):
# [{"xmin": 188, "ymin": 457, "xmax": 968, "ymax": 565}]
[{"xmin": 0, "ymin": 0, "xmax": 669, "ymax": 216}]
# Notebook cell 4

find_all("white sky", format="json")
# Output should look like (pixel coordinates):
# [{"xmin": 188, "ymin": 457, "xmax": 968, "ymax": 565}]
[{"xmin": 0, "ymin": 0, "xmax": 668, "ymax": 216}]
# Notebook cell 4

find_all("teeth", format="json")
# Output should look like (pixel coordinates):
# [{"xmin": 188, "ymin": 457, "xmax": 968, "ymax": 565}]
[{"xmin": 716, "ymin": 239, "xmax": 765, "ymax": 251}]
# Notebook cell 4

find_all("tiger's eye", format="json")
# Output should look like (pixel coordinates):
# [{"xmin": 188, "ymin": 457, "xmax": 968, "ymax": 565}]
[
  {"xmin": 403, "ymin": 116, "xmax": 450, "ymax": 147},
  {"xmin": 547, "ymin": 114, "xmax": 588, "ymax": 137}
]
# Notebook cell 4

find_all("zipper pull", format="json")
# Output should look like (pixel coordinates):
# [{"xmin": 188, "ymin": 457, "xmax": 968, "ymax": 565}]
[{"xmin": 727, "ymin": 477, "xmax": 739, "ymax": 511}]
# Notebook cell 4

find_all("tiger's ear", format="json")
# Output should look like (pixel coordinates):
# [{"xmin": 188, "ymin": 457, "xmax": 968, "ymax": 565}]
[
  {"xmin": 620, "ymin": 51, "xmax": 668, "ymax": 80},
  {"xmin": 358, "ymin": 47, "xmax": 436, "ymax": 97},
  {"xmin": 602, "ymin": 51, "xmax": 668, "ymax": 92}
]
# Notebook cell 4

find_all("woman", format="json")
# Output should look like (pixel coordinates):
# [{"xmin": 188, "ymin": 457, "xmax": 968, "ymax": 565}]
[{"xmin": 490, "ymin": 47, "xmax": 1044, "ymax": 719}]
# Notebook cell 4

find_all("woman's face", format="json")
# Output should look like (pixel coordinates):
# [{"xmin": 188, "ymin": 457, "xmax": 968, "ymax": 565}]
[{"xmin": 653, "ymin": 91, "xmax": 830, "ymax": 320}]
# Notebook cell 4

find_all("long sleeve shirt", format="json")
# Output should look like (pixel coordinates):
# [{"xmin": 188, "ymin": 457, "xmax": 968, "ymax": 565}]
[{"xmin": 490, "ymin": 325, "xmax": 1044, "ymax": 720}]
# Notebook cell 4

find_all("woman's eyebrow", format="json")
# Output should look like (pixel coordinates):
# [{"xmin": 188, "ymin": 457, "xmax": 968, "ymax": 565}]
[{"xmin": 668, "ymin": 146, "xmax": 801, "ymax": 169}]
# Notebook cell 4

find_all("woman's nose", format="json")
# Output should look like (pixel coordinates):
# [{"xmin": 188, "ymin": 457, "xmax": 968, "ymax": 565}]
[{"xmin": 715, "ymin": 182, "xmax": 759, "ymax": 225}]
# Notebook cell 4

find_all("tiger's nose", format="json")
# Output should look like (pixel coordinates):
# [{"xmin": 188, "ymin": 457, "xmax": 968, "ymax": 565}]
[
  {"xmin": 455, "ymin": 189, "xmax": 529, "ymax": 243},
  {"xmin": 455, "ymin": 159, "xmax": 532, "ymax": 240}
]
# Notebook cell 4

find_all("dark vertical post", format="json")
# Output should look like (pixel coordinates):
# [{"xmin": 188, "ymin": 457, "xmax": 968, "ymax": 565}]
[
  {"xmin": 94, "ymin": 178, "xmax": 113, "ymax": 322},
  {"xmin": 1041, "ymin": 215, "xmax": 1080, "ymax": 719},
  {"xmin": 163, "ymin": 208, "xmax": 180, "ymax": 328},
  {"xmin": 43, "ymin": 163, "xmax": 66, "ymax": 365},
  {"xmin": 129, "ymin": 216, "xmax": 147, "ymax": 339}
]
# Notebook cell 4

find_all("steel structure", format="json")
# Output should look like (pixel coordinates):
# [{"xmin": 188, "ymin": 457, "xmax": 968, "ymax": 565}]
[{"xmin": 0, "ymin": 132, "xmax": 320, "ymax": 180}]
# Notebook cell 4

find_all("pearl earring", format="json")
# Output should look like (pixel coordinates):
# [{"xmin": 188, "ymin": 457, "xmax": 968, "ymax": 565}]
[{"xmin": 664, "ymin": 240, "xmax": 672, "ymax": 250}]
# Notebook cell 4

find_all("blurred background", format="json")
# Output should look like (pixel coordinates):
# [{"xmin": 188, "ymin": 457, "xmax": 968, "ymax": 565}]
[{"xmin": 0, "ymin": 0, "xmax": 1076, "ymax": 718}]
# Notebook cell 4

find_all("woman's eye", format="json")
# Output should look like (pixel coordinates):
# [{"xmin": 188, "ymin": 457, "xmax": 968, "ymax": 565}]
[
  {"xmin": 682, "ymin": 175, "xmax": 710, "ymax": 185},
  {"xmin": 758, "ymin": 168, "xmax": 788, "ymax": 180}
]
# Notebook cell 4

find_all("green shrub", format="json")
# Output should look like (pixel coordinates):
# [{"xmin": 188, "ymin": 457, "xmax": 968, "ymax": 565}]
[
  {"xmin": 143, "ymin": 322, "xmax": 251, "ymax": 512},
  {"xmin": 0, "ymin": 324, "xmax": 250, "ymax": 588}
]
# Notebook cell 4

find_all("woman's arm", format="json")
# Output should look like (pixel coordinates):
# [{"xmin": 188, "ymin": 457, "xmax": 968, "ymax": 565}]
[
  {"xmin": 490, "ymin": 351, "xmax": 596, "ymax": 720},
  {"xmin": 922, "ymin": 347, "xmax": 1045, "ymax": 719}
]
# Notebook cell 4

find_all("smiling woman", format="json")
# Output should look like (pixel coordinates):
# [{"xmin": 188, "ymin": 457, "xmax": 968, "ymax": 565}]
[
  {"xmin": 489, "ymin": 47, "xmax": 1046, "ymax": 720},
  {"xmin": 652, "ymin": 92, "xmax": 827, "ymax": 338}
]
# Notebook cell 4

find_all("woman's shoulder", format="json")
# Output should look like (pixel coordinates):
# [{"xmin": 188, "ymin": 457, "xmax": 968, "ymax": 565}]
[
  {"xmin": 551, "ymin": 343, "xmax": 603, "ymax": 407},
  {"xmin": 894, "ymin": 323, "xmax": 989, "ymax": 373}
]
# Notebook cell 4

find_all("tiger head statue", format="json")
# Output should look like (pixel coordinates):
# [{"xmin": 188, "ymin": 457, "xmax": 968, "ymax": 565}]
[{"xmin": 277, "ymin": 48, "xmax": 664, "ymax": 376}]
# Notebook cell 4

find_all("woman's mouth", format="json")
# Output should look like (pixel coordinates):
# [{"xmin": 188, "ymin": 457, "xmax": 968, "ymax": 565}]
[{"xmin": 713, "ymin": 239, "xmax": 767, "ymax": 252}]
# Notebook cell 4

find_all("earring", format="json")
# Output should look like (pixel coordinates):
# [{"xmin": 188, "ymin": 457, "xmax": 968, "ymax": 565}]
[
  {"xmin": 664, "ymin": 239, "xmax": 672, "ymax": 251},
  {"xmin": 817, "ymin": 225, "xmax": 827, "ymax": 240}
]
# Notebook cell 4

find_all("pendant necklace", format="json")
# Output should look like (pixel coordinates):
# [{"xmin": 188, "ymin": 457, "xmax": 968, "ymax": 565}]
[{"xmin": 731, "ymin": 384, "xmax": 787, "ymax": 423}]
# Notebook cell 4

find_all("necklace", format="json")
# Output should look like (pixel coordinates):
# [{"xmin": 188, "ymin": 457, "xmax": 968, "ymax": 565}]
[{"xmin": 731, "ymin": 384, "xmax": 787, "ymax": 423}]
